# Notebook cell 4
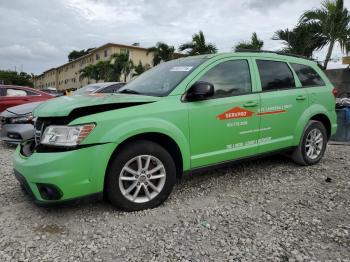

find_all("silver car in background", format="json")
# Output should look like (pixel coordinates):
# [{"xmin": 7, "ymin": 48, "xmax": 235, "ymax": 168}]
[
  {"xmin": 0, "ymin": 102, "xmax": 41, "ymax": 144},
  {"xmin": 73, "ymin": 82, "xmax": 125, "ymax": 95},
  {"xmin": 0, "ymin": 82, "xmax": 125, "ymax": 144}
]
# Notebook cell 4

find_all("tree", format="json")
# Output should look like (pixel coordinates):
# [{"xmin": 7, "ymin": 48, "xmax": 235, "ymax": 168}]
[
  {"xmin": 79, "ymin": 64, "xmax": 94, "ymax": 83},
  {"xmin": 109, "ymin": 53, "xmax": 134, "ymax": 82},
  {"xmin": 234, "ymin": 32, "xmax": 264, "ymax": 51},
  {"xmin": 68, "ymin": 48, "xmax": 94, "ymax": 62},
  {"xmin": 0, "ymin": 70, "xmax": 33, "ymax": 87},
  {"xmin": 94, "ymin": 61, "xmax": 111, "ymax": 82},
  {"xmin": 299, "ymin": 0, "xmax": 350, "ymax": 69},
  {"xmin": 147, "ymin": 42, "xmax": 175, "ymax": 66},
  {"xmin": 179, "ymin": 30, "xmax": 217, "ymax": 55},
  {"xmin": 132, "ymin": 61, "xmax": 146, "ymax": 77},
  {"xmin": 273, "ymin": 23, "xmax": 327, "ymax": 58}
]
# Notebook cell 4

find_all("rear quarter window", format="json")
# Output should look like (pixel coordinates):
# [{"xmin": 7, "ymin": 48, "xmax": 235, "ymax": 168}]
[
  {"xmin": 25, "ymin": 90, "xmax": 40, "ymax": 96},
  {"xmin": 256, "ymin": 60, "xmax": 295, "ymax": 91},
  {"xmin": 291, "ymin": 63, "xmax": 325, "ymax": 87}
]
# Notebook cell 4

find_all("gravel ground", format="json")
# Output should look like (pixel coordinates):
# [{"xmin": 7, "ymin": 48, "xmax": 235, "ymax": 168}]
[{"xmin": 0, "ymin": 142, "xmax": 349, "ymax": 262}]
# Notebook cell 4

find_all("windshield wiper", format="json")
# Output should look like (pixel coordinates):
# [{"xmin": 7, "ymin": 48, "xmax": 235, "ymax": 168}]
[{"xmin": 118, "ymin": 89, "xmax": 141, "ymax": 95}]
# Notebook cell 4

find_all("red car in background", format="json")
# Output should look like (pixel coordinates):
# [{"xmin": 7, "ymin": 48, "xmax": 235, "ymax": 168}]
[{"xmin": 0, "ymin": 85, "xmax": 54, "ymax": 113}]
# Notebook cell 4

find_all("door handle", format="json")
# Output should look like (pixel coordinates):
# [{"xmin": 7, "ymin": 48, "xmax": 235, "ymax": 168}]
[
  {"xmin": 243, "ymin": 101, "xmax": 258, "ymax": 107},
  {"xmin": 296, "ymin": 95, "xmax": 307, "ymax": 100}
]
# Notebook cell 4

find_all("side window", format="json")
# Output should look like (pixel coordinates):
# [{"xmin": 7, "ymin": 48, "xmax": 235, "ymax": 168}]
[
  {"xmin": 6, "ymin": 88, "xmax": 27, "ymax": 96},
  {"xmin": 199, "ymin": 60, "xmax": 251, "ymax": 98},
  {"xmin": 99, "ymin": 84, "xmax": 124, "ymax": 93},
  {"xmin": 25, "ymin": 90, "xmax": 40, "ymax": 96},
  {"xmin": 257, "ymin": 60, "xmax": 295, "ymax": 91},
  {"xmin": 0, "ymin": 88, "xmax": 6, "ymax": 96},
  {"xmin": 291, "ymin": 63, "xmax": 325, "ymax": 87}
]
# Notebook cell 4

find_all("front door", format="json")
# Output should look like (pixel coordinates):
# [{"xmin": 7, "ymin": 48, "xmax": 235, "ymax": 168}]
[{"xmin": 187, "ymin": 58, "xmax": 261, "ymax": 168}]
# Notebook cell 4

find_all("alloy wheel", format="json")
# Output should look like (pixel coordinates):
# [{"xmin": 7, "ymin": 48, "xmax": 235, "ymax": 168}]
[
  {"xmin": 118, "ymin": 155, "xmax": 166, "ymax": 203},
  {"xmin": 305, "ymin": 128, "xmax": 324, "ymax": 160}
]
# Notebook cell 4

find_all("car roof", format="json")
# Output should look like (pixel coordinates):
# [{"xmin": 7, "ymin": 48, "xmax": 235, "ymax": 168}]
[
  {"xmin": 0, "ymin": 85, "xmax": 34, "ymax": 89},
  {"xmin": 174, "ymin": 51, "xmax": 317, "ymax": 67},
  {"xmin": 203, "ymin": 51, "xmax": 318, "ymax": 66},
  {"xmin": 85, "ymin": 82, "xmax": 123, "ymax": 88},
  {"xmin": 0, "ymin": 85, "xmax": 53, "ymax": 96}
]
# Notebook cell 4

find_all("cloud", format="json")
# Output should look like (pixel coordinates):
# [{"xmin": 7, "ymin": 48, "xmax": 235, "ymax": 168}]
[
  {"xmin": 245, "ymin": 0, "xmax": 291, "ymax": 11},
  {"xmin": 0, "ymin": 0, "xmax": 348, "ymax": 74},
  {"xmin": 64, "ymin": 0, "xmax": 142, "ymax": 24},
  {"xmin": 0, "ymin": 41, "xmax": 60, "ymax": 60}
]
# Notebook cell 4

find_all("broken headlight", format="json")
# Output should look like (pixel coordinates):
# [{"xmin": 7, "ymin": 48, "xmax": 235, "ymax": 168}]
[{"xmin": 40, "ymin": 123, "xmax": 95, "ymax": 147}]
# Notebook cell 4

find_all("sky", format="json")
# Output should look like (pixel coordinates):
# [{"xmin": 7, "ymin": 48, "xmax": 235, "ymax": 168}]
[{"xmin": 0, "ymin": 0, "xmax": 349, "ymax": 75}]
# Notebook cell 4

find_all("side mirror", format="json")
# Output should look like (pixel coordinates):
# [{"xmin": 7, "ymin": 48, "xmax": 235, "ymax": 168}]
[{"xmin": 186, "ymin": 81, "xmax": 214, "ymax": 101}]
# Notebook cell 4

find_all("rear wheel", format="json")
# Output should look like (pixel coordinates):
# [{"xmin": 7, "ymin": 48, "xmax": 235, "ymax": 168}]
[
  {"xmin": 291, "ymin": 121, "xmax": 328, "ymax": 165},
  {"xmin": 106, "ymin": 140, "xmax": 176, "ymax": 211}
]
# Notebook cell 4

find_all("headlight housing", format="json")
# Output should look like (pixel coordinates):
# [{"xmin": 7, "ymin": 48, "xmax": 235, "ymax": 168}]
[
  {"xmin": 41, "ymin": 123, "xmax": 95, "ymax": 147},
  {"xmin": 9, "ymin": 113, "xmax": 34, "ymax": 124}
]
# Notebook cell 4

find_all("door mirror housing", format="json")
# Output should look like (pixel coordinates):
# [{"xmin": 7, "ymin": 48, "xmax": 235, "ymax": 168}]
[{"xmin": 186, "ymin": 81, "xmax": 214, "ymax": 101}]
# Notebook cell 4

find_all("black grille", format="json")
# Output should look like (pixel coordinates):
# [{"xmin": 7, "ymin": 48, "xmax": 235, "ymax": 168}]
[
  {"xmin": 34, "ymin": 119, "xmax": 45, "ymax": 145},
  {"xmin": 0, "ymin": 116, "xmax": 6, "ymax": 127},
  {"xmin": 33, "ymin": 117, "xmax": 72, "ymax": 146}
]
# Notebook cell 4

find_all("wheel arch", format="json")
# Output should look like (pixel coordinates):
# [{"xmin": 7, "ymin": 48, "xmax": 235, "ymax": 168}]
[
  {"xmin": 309, "ymin": 113, "xmax": 331, "ymax": 139},
  {"xmin": 294, "ymin": 108, "xmax": 332, "ymax": 145},
  {"xmin": 105, "ymin": 131, "xmax": 185, "ymax": 190}
]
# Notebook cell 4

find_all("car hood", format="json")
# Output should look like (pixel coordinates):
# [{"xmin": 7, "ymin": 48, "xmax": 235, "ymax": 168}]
[
  {"xmin": 33, "ymin": 93, "xmax": 161, "ymax": 117},
  {"xmin": 1, "ymin": 101, "xmax": 43, "ymax": 117}
]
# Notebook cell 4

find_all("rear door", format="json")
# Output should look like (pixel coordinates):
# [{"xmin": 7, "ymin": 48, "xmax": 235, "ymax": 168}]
[
  {"xmin": 254, "ymin": 59, "xmax": 309, "ymax": 153},
  {"xmin": 290, "ymin": 62, "xmax": 333, "ymax": 109},
  {"xmin": 187, "ymin": 57, "xmax": 261, "ymax": 168}
]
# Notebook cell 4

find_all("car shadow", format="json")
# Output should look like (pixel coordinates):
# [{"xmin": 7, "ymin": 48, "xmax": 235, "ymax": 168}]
[{"xmin": 32, "ymin": 154, "xmax": 295, "ymax": 215}]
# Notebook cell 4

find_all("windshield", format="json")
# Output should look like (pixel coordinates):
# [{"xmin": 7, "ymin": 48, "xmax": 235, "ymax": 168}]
[
  {"xmin": 74, "ymin": 85, "xmax": 101, "ymax": 95},
  {"xmin": 118, "ymin": 58, "xmax": 206, "ymax": 96}
]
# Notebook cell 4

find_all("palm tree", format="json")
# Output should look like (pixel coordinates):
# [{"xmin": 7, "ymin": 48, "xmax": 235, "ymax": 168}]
[
  {"xmin": 299, "ymin": 0, "xmax": 350, "ymax": 69},
  {"xmin": 110, "ymin": 53, "xmax": 134, "ymax": 82},
  {"xmin": 234, "ymin": 32, "xmax": 264, "ymax": 51},
  {"xmin": 122, "ymin": 59, "xmax": 134, "ymax": 82},
  {"xmin": 79, "ymin": 64, "xmax": 94, "ymax": 83},
  {"xmin": 94, "ymin": 61, "xmax": 111, "ymax": 82},
  {"xmin": 132, "ymin": 61, "xmax": 146, "ymax": 77},
  {"xmin": 147, "ymin": 42, "xmax": 175, "ymax": 66},
  {"xmin": 273, "ymin": 23, "xmax": 327, "ymax": 58},
  {"xmin": 179, "ymin": 30, "xmax": 217, "ymax": 55}
]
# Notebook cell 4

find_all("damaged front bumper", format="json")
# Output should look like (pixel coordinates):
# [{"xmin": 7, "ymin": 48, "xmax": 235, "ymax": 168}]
[{"xmin": 12, "ymin": 140, "xmax": 117, "ymax": 204}]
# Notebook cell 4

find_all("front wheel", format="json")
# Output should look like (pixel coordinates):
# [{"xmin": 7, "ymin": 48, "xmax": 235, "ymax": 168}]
[
  {"xmin": 291, "ymin": 121, "xmax": 328, "ymax": 165},
  {"xmin": 106, "ymin": 140, "xmax": 176, "ymax": 211}
]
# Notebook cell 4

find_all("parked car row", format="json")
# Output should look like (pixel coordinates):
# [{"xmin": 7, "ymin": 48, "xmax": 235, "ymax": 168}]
[{"xmin": 0, "ymin": 82, "xmax": 125, "ymax": 144}]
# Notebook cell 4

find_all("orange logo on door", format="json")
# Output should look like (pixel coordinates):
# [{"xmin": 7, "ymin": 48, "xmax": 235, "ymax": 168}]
[{"xmin": 217, "ymin": 107, "xmax": 254, "ymax": 120}]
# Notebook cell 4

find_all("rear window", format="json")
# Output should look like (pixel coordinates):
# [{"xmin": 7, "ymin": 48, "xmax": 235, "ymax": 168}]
[
  {"xmin": 98, "ymin": 83, "xmax": 125, "ymax": 94},
  {"xmin": 291, "ymin": 63, "xmax": 325, "ymax": 87},
  {"xmin": 256, "ymin": 60, "xmax": 295, "ymax": 91}
]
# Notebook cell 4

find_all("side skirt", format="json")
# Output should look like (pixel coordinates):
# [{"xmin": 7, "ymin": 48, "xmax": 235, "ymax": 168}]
[{"xmin": 183, "ymin": 147, "xmax": 296, "ymax": 176}]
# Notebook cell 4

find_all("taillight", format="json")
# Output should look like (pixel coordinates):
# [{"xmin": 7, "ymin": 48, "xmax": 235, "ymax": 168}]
[{"xmin": 332, "ymin": 88, "xmax": 338, "ymax": 98}]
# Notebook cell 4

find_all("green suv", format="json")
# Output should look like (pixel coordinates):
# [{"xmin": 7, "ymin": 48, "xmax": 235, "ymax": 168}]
[{"xmin": 13, "ymin": 52, "xmax": 337, "ymax": 211}]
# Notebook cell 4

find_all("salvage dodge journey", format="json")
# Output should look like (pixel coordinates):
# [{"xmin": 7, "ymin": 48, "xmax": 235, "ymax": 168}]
[{"xmin": 13, "ymin": 52, "xmax": 337, "ymax": 211}]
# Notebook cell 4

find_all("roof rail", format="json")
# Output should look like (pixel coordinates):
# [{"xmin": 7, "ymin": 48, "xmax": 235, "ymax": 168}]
[{"xmin": 235, "ymin": 49, "xmax": 312, "ymax": 60}]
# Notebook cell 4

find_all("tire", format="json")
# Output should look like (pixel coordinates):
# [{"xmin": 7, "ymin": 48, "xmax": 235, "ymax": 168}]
[
  {"xmin": 291, "ymin": 120, "xmax": 328, "ymax": 166},
  {"xmin": 106, "ymin": 140, "xmax": 176, "ymax": 211}
]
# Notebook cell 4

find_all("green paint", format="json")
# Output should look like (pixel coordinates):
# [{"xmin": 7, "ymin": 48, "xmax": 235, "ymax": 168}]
[{"xmin": 13, "ymin": 52, "xmax": 337, "ymax": 204}]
